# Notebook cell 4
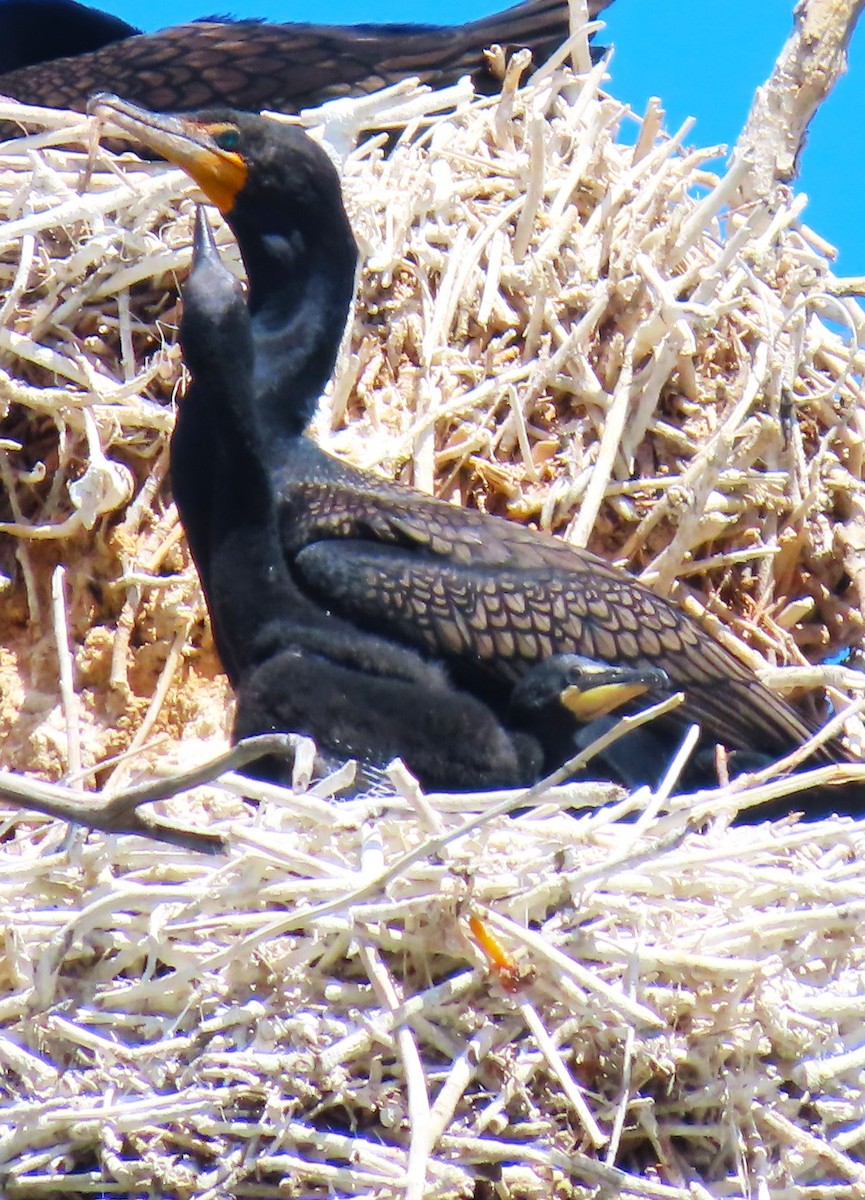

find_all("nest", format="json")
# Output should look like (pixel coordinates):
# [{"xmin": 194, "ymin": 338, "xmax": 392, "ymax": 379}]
[{"xmin": 2, "ymin": 41, "xmax": 865, "ymax": 1200}]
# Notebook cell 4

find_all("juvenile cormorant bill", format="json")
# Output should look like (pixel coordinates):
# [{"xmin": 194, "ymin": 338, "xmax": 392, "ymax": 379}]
[
  {"xmin": 0, "ymin": 0, "xmax": 612, "ymax": 117},
  {"xmin": 92, "ymin": 93, "xmax": 862, "ymax": 816}
]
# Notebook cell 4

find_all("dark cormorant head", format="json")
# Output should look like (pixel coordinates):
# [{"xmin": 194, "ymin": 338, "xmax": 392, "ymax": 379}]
[
  {"xmin": 180, "ymin": 203, "xmax": 251, "ymax": 388},
  {"xmin": 88, "ymin": 92, "xmax": 354, "ymax": 248},
  {"xmin": 90, "ymin": 92, "xmax": 359, "ymax": 436}
]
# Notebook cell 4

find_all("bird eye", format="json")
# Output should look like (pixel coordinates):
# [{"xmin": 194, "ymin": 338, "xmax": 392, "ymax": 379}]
[{"xmin": 214, "ymin": 127, "xmax": 241, "ymax": 151}]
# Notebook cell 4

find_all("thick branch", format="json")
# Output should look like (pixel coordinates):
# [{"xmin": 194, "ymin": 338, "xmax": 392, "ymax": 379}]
[
  {"xmin": 734, "ymin": 0, "xmax": 865, "ymax": 204},
  {"xmin": 0, "ymin": 734, "xmax": 299, "ymax": 853}
]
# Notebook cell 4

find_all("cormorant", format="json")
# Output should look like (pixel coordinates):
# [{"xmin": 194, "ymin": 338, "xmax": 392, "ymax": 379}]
[
  {"xmin": 177, "ymin": 202, "xmax": 675, "ymax": 792},
  {"xmin": 0, "ymin": 0, "xmax": 612, "ymax": 117},
  {"xmin": 180, "ymin": 203, "xmax": 547, "ymax": 789},
  {"xmin": 93, "ymin": 93, "xmax": 860, "ymax": 813}
]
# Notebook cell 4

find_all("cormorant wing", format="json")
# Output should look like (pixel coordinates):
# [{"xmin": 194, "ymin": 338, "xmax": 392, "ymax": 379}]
[
  {"xmin": 0, "ymin": 0, "xmax": 614, "ymax": 115},
  {"xmin": 280, "ymin": 466, "xmax": 823, "ymax": 759}
]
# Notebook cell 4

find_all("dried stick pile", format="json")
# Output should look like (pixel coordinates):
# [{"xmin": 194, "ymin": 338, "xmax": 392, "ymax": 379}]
[{"xmin": 1, "ymin": 35, "xmax": 865, "ymax": 1200}]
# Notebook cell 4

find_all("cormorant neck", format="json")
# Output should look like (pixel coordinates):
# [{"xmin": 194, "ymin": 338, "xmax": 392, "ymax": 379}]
[
  {"xmin": 230, "ymin": 210, "xmax": 357, "ymax": 452},
  {"xmin": 181, "ymin": 333, "xmax": 266, "ymax": 508}
]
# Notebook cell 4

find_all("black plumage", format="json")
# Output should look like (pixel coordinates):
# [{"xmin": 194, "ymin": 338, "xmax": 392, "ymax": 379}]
[
  {"xmin": 94, "ymin": 93, "xmax": 860, "ymax": 812},
  {"xmin": 180, "ymin": 205, "xmax": 546, "ymax": 790},
  {"xmin": 0, "ymin": 0, "xmax": 135, "ymax": 75},
  {"xmin": 0, "ymin": 0, "xmax": 611, "ymax": 117}
]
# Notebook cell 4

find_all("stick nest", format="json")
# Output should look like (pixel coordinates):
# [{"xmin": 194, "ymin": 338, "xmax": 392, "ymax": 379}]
[{"xmin": 1, "ymin": 53, "xmax": 865, "ymax": 1199}]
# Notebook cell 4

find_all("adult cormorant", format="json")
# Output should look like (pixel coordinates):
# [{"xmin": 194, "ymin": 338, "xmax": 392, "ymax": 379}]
[
  {"xmin": 0, "ymin": 0, "xmax": 612, "ymax": 117},
  {"xmin": 93, "ymin": 94, "xmax": 860, "ymax": 813},
  {"xmin": 180, "ymin": 203, "xmax": 550, "ymax": 789}
]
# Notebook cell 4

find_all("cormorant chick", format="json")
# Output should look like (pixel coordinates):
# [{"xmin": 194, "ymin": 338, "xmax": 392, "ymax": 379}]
[
  {"xmin": 180, "ymin": 204, "xmax": 549, "ymax": 789},
  {"xmin": 96, "ymin": 93, "xmax": 860, "ymax": 814}
]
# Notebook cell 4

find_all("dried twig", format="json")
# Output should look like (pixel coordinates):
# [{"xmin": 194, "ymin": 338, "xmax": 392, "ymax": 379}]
[{"xmin": 0, "ymin": 734, "xmax": 302, "ymax": 852}]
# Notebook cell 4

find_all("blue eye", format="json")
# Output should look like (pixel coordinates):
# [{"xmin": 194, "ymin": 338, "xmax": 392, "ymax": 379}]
[{"xmin": 215, "ymin": 128, "xmax": 240, "ymax": 151}]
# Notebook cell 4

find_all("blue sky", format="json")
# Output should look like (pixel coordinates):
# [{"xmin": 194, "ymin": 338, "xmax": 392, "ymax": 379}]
[{"xmin": 95, "ymin": 0, "xmax": 865, "ymax": 277}]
